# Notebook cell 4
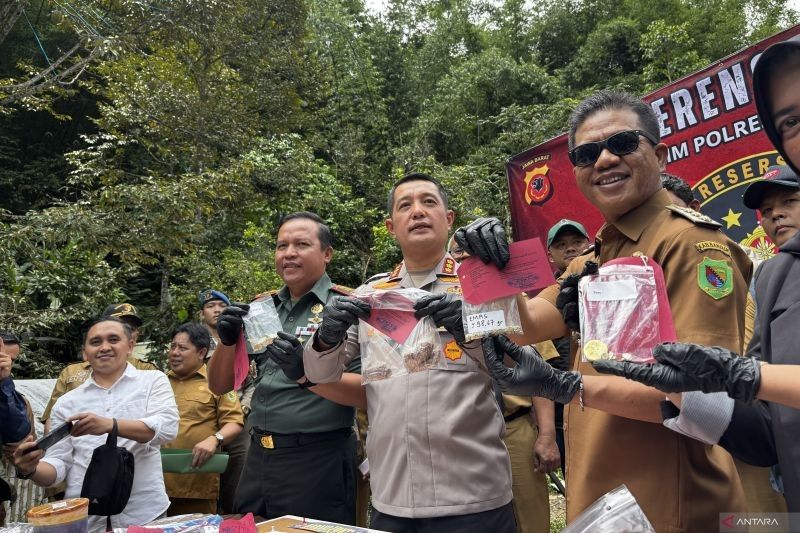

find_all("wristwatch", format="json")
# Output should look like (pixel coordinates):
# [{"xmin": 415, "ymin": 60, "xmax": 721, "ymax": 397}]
[
  {"xmin": 214, "ymin": 432, "xmax": 224, "ymax": 446},
  {"xmin": 298, "ymin": 376, "xmax": 316, "ymax": 389}
]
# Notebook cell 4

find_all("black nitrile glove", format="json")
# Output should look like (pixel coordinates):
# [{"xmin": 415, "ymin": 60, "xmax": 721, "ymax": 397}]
[
  {"xmin": 555, "ymin": 261, "xmax": 598, "ymax": 332},
  {"xmin": 266, "ymin": 331, "xmax": 305, "ymax": 381},
  {"xmin": 413, "ymin": 293, "xmax": 465, "ymax": 344},
  {"xmin": 454, "ymin": 217, "xmax": 510, "ymax": 269},
  {"xmin": 217, "ymin": 303, "xmax": 250, "ymax": 346},
  {"xmin": 317, "ymin": 296, "xmax": 371, "ymax": 347},
  {"xmin": 592, "ymin": 343, "xmax": 762, "ymax": 403},
  {"xmin": 482, "ymin": 335, "xmax": 582, "ymax": 404}
]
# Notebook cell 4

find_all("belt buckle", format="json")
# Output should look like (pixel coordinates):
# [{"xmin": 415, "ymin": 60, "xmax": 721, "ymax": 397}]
[{"xmin": 260, "ymin": 435, "xmax": 274, "ymax": 449}]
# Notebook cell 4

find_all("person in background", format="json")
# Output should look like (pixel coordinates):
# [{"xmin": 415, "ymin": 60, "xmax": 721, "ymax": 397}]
[
  {"xmin": 163, "ymin": 322, "xmax": 243, "ymax": 515},
  {"xmin": 0, "ymin": 333, "xmax": 34, "ymax": 527},
  {"xmin": 196, "ymin": 288, "xmax": 250, "ymax": 514},
  {"xmin": 13, "ymin": 317, "xmax": 178, "ymax": 533},
  {"xmin": 544, "ymin": 219, "xmax": 590, "ymax": 472},
  {"xmin": 198, "ymin": 289, "xmax": 230, "ymax": 359},
  {"xmin": 450, "ymin": 232, "xmax": 558, "ymax": 532}
]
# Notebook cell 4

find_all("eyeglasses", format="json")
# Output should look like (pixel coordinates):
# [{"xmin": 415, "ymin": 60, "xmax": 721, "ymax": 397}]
[{"xmin": 568, "ymin": 130, "xmax": 658, "ymax": 167}]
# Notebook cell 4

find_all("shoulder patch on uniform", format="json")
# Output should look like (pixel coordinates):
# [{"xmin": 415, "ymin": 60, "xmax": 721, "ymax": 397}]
[
  {"xmin": 666, "ymin": 204, "xmax": 722, "ymax": 228},
  {"xmin": 252, "ymin": 289, "xmax": 278, "ymax": 302},
  {"xmin": 366, "ymin": 272, "xmax": 390, "ymax": 282},
  {"xmin": 437, "ymin": 275, "xmax": 460, "ymax": 283},
  {"xmin": 697, "ymin": 257, "xmax": 733, "ymax": 300},
  {"xmin": 373, "ymin": 280, "xmax": 400, "ymax": 290},
  {"xmin": 695, "ymin": 241, "xmax": 731, "ymax": 256},
  {"xmin": 331, "ymin": 284, "xmax": 353, "ymax": 295}
]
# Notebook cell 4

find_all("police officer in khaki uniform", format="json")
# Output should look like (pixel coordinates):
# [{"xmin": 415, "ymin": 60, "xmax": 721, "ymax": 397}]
[
  {"xmin": 302, "ymin": 174, "xmax": 515, "ymax": 532},
  {"xmin": 208, "ymin": 211, "xmax": 359, "ymax": 524},
  {"xmin": 459, "ymin": 91, "xmax": 750, "ymax": 531},
  {"xmin": 40, "ymin": 303, "xmax": 157, "ymax": 431},
  {"xmin": 164, "ymin": 323, "xmax": 243, "ymax": 515}
]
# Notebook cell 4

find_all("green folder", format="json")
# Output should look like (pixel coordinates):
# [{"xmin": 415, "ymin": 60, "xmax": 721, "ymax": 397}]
[{"xmin": 161, "ymin": 449, "xmax": 230, "ymax": 473}]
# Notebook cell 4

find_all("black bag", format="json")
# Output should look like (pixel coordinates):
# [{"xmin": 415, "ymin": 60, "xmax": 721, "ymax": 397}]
[{"xmin": 80, "ymin": 419, "xmax": 135, "ymax": 522}]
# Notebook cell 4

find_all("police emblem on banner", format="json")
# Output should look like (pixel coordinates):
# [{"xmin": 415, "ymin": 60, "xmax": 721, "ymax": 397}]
[
  {"xmin": 523, "ymin": 163, "xmax": 554, "ymax": 206},
  {"xmin": 693, "ymin": 151, "xmax": 782, "ymax": 260}
]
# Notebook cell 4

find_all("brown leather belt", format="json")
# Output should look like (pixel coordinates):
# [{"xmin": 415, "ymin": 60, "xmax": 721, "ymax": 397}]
[{"xmin": 249, "ymin": 427, "xmax": 351, "ymax": 449}]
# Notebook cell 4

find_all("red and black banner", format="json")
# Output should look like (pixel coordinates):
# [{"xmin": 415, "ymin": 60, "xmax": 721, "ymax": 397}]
[{"xmin": 507, "ymin": 25, "xmax": 800, "ymax": 262}]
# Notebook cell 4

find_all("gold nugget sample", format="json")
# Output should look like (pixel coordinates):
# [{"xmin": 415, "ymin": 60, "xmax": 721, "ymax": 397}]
[
  {"xmin": 364, "ymin": 365, "xmax": 393, "ymax": 381},
  {"xmin": 250, "ymin": 334, "xmax": 278, "ymax": 352},
  {"xmin": 403, "ymin": 341, "xmax": 440, "ymax": 373},
  {"xmin": 583, "ymin": 339, "xmax": 610, "ymax": 361}
]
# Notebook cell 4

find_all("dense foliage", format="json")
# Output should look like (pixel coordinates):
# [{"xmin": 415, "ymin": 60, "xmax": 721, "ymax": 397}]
[{"xmin": 0, "ymin": 0, "xmax": 795, "ymax": 375}]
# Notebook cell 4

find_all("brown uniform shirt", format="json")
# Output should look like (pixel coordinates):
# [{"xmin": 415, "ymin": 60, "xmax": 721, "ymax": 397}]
[
  {"xmin": 538, "ymin": 189, "xmax": 750, "ymax": 532},
  {"xmin": 163, "ymin": 364, "xmax": 244, "ymax": 500}
]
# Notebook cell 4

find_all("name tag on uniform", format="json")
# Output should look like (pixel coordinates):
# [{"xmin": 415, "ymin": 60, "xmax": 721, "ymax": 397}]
[{"xmin": 295, "ymin": 324, "xmax": 319, "ymax": 337}]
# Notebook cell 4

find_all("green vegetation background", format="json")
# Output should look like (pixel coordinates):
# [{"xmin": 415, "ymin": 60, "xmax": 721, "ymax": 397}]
[{"xmin": 0, "ymin": 0, "xmax": 795, "ymax": 374}]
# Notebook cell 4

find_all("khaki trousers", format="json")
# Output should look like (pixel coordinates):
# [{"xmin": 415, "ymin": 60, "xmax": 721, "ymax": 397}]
[{"xmin": 504, "ymin": 415, "xmax": 550, "ymax": 533}]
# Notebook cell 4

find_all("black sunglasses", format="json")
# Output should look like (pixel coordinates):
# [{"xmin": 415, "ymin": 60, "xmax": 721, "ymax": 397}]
[{"xmin": 569, "ymin": 130, "xmax": 658, "ymax": 167}]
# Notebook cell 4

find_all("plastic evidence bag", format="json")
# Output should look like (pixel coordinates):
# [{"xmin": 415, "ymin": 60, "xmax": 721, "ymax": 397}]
[
  {"xmin": 578, "ymin": 256, "xmax": 676, "ymax": 364},
  {"xmin": 242, "ymin": 296, "xmax": 283, "ymax": 354},
  {"xmin": 354, "ymin": 287, "xmax": 446, "ymax": 384}
]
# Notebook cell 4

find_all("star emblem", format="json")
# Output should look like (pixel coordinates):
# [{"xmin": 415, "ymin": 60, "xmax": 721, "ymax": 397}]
[{"xmin": 721, "ymin": 208, "xmax": 742, "ymax": 229}]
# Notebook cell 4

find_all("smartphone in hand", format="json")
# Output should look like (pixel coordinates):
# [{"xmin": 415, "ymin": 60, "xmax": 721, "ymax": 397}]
[{"xmin": 25, "ymin": 421, "xmax": 73, "ymax": 454}]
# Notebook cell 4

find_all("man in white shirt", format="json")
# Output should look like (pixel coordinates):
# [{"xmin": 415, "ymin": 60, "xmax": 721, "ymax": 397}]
[{"xmin": 13, "ymin": 317, "xmax": 178, "ymax": 532}]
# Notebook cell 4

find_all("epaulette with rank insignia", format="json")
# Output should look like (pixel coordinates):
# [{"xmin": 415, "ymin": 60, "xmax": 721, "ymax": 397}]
[
  {"xmin": 366, "ymin": 272, "xmax": 390, "ymax": 282},
  {"xmin": 331, "ymin": 284, "xmax": 353, "ymax": 295},
  {"xmin": 251, "ymin": 289, "xmax": 278, "ymax": 302},
  {"xmin": 666, "ymin": 205, "xmax": 722, "ymax": 228}
]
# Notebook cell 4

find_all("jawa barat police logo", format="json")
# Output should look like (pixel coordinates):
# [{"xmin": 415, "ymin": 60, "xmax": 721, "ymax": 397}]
[{"xmin": 523, "ymin": 164, "xmax": 554, "ymax": 206}]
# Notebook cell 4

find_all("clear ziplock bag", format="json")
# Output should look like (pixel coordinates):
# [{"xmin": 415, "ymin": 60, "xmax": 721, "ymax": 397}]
[
  {"xmin": 461, "ymin": 295, "xmax": 523, "ymax": 342},
  {"xmin": 354, "ymin": 287, "xmax": 446, "ymax": 384},
  {"xmin": 578, "ymin": 256, "xmax": 676, "ymax": 364},
  {"xmin": 242, "ymin": 296, "xmax": 283, "ymax": 354},
  {"xmin": 563, "ymin": 484, "xmax": 655, "ymax": 533}
]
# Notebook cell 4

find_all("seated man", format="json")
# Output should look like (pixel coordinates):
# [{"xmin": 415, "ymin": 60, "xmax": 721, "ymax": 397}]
[
  {"xmin": 163, "ymin": 323, "xmax": 243, "ymax": 515},
  {"xmin": 13, "ymin": 317, "xmax": 178, "ymax": 533}
]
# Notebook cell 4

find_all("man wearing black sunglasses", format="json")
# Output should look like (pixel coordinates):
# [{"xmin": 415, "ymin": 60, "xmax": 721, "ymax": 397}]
[{"xmin": 457, "ymin": 90, "xmax": 752, "ymax": 531}]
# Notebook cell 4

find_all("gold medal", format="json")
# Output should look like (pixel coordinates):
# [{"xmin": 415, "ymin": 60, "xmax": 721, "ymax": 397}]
[{"xmin": 583, "ymin": 340, "xmax": 609, "ymax": 361}]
